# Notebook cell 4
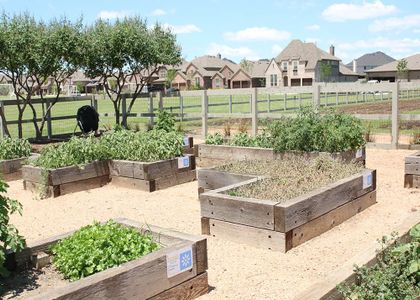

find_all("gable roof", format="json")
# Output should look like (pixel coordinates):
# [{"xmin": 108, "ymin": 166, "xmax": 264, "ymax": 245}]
[
  {"xmin": 247, "ymin": 60, "xmax": 270, "ymax": 78},
  {"xmin": 191, "ymin": 55, "xmax": 238, "ymax": 70},
  {"xmin": 211, "ymin": 72, "xmax": 225, "ymax": 79},
  {"xmin": 231, "ymin": 69, "xmax": 252, "ymax": 81},
  {"xmin": 346, "ymin": 51, "xmax": 395, "ymax": 67},
  {"xmin": 339, "ymin": 63, "xmax": 359, "ymax": 76},
  {"xmin": 275, "ymin": 39, "xmax": 339, "ymax": 70},
  {"xmin": 366, "ymin": 53, "xmax": 420, "ymax": 73}
]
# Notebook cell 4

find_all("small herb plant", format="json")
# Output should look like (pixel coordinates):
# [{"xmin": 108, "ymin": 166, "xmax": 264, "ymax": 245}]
[
  {"xmin": 155, "ymin": 110, "xmax": 176, "ymax": 133},
  {"xmin": 0, "ymin": 138, "xmax": 31, "ymax": 160},
  {"xmin": 338, "ymin": 224, "xmax": 420, "ymax": 299},
  {"xmin": 50, "ymin": 220, "xmax": 160, "ymax": 281},
  {"xmin": 0, "ymin": 179, "xmax": 26, "ymax": 277},
  {"xmin": 205, "ymin": 133, "xmax": 224, "ymax": 145}
]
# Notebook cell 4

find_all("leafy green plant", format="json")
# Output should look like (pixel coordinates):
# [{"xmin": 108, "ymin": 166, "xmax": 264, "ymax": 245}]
[
  {"xmin": 205, "ymin": 133, "xmax": 224, "ymax": 145},
  {"xmin": 0, "ymin": 138, "xmax": 31, "ymax": 160},
  {"xmin": 155, "ymin": 109, "xmax": 176, "ymax": 133},
  {"xmin": 230, "ymin": 133, "xmax": 256, "ymax": 147},
  {"xmin": 338, "ymin": 224, "xmax": 420, "ymax": 300},
  {"xmin": 0, "ymin": 179, "xmax": 26, "ymax": 277},
  {"xmin": 50, "ymin": 220, "xmax": 160, "ymax": 281}
]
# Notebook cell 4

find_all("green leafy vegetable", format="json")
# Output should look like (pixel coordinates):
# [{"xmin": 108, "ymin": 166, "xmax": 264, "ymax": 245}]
[
  {"xmin": 205, "ymin": 133, "xmax": 224, "ymax": 145},
  {"xmin": 0, "ymin": 138, "xmax": 31, "ymax": 160}
]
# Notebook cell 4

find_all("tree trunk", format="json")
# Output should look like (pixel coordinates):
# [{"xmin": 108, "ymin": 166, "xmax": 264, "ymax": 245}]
[
  {"xmin": 17, "ymin": 109, "xmax": 23, "ymax": 139},
  {"xmin": 0, "ymin": 107, "xmax": 11, "ymax": 137},
  {"xmin": 113, "ymin": 100, "xmax": 120, "ymax": 125}
]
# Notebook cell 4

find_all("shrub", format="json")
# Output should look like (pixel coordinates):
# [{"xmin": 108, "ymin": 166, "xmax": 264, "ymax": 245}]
[
  {"xmin": 230, "ymin": 133, "xmax": 256, "ymax": 147},
  {"xmin": 0, "ymin": 138, "xmax": 31, "ymax": 160},
  {"xmin": 0, "ymin": 179, "xmax": 26, "ymax": 277},
  {"xmin": 31, "ymin": 135, "xmax": 107, "ymax": 169},
  {"xmin": 50, "ymin": 220, "xmax": 160, "ymax": 281},
  {"xmin": 205, "ymin": 133, "xmax": 224, "ymax": 145},
  {"xmin": 155, "ymin": 110, "xmax": 176, "ymax": 133},
  {"xmin": 338, "ymin": 224, "xmax": 420, "ymax": 299}
]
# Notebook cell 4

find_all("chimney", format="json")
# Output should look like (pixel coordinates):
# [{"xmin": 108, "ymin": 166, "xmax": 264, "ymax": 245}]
[
  {"xmin": 352, "ymin": 59, "xmax": 357, "ymax": 73},
  {"xmin": 329, "ymin": 45, "xmax": 335, "ymax": 56},
  {"xmin": 217, "ymin": 53, "xmax": 222, "ymax": 59}
]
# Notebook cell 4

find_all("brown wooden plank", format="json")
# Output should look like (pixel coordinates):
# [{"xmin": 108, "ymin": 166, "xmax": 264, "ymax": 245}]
[
  {"xmin": 206, "ymin": 218, "xmax": 288, "ymax": 252},
  {"xmin": 22, "ymin": 165, "xmax": 48, "ymax": 184},
  {"xmin": 155, "ymin": 170, "xmax": 196, "ymax": 190},
  {"xmin": 144, "ymin": 159, "xmax": 176, "ymax": 180},
  {"xmin": 109, "ymin": 160, "xmax": 136, "ymax": 178},
  {"xmin": 197, "ymin": 168, "xmax": 256, "ymax": 191},
  {"xmin": 275, "ymin": 169, "xmax": 376, "ymax": 232},
  {"xmin": 201, "ymin": 217, "xmax": 210, "ymax": 235},
  {"xmin": 148, "ymin": 272, "xmax": 208, "ymax": 300},
  {"xmin": 198, "ymin": 144, "xmax": 276, "ymax": 161},
  {"xmin": 50, "ymin": 161, "xmax": 109, "ymax": 185},
  {"xmin": 404, "ymin": 151, "xmax": 420, "ymax": 164},
  {"xmin": 110, "ymin": 176, "xmax": 155, "ymax": 192},
  {"xmin": 0, "ymin": 157, "xmax": 26, "ymax": 174},
  {"xmin": 200, "ymin": 192, "xmax": 277, "ymax": 230},
  {"xmin": 22, "ymin": 180, "xmax": 59, "ymax": 198},
  {"xmin": 291, "ymin": 190, "xmax": 377, "ymax": 248},
  {"xmin": 405, "ymin": 163, "xmax": 420, "ymax": 175},
  {"xmin": 59, "ymin": 175, "xmax": 110, "ymax": 196}
]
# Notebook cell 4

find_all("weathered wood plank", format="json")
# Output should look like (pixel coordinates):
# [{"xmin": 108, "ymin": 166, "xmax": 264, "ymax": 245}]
[
  {"xmin": 109, "ymin": 160, "xmax": 137, "ymax": 178},
  {"xmin": 110, "ymin": 176, "xmax": 155, "ymax": 192},
  {"xmin": 49, "ymin": 161, "xmax": 109, "ymax": 185},
  {"xmin": 291, "ymin": 190, "xmax": 377, "ymax": 248},
  {"xmin": 405, "ymin": 163, "xmax": 420, "ymax": 175},
  {"xmin": 404, "ymin": 151, "xmax": 420, "ymax": 164},
  {"xmin": 200, "ymin": 191, "xmax": 277, "ymax": 230},
  {"xmin": 155, "ymin": 169, "xmax": 196, "ymax": 190},
  {"xmin": 197, "ymin": 169, "xmax": 256, "ymax": 191},
  {"xmin": 0, "ymin": 157, "xmax": 27, "ymax": 175},
  {"xmin": 22, "ymin": 165, "xmax": 47, "ymax": 184},
  {"xmin": 404, "ymin": 174, "xmax": 420, "ymax": 188},
  {"xmin": 59, "ymin": 175, "xmax": 110, "ymax": 196},
  {"xmin": 148, "ymin": 272, "xmax": 208, "ymax": 300},
  {"xmin": 205, "ymin": 218, "xmax": 289, "ymax": 252},
  {"xmin": 275, "ymin": 169, "xmax": 376, "ymax": 232}
]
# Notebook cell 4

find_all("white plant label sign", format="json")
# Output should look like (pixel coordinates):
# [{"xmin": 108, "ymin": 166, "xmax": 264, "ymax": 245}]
[
  {"xmin": 166, "ymin": 246, "xmax": 193, "ymax": 278},
  {"xmin": 355, "ymin": 148, "xmax": 363, "ymax": 159},
  {"xmin": 178, "ymin": 156, "xmax": 190, "ymax": 169},
  {"xmin": 183, "ymin": 137, "xmax": 190, "ymax": 147},
  {"xmin": 363, "ymin": 172, "xmax": 373, "ymax": 189}
]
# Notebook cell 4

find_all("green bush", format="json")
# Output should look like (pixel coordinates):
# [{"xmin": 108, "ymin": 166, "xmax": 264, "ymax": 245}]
[
  {"xmin": 155, "ymin": 110, "xmax": 176, "ymax": 133},
  {"xmin": 205, "ymin": 133, "xmax": 224, "ymax": 145},
  {"xmin": 31, "ymin": 135, "xmax": 107, "ymax": 169},
  {"xmin": 230, "ymin": 133, "xmax": 256, "ymax": 147},
  {"xmin": 0, "ymin": 138, "xmax": 31, "ymax": 160},
  {"xmin": 338, "ymin": 224, "xmax": 420, "ymax": 299},
  {"xmin": 0, "ymin": 180, "xmax": 26, "ymax": 277},
  {"xmin": 50, "ymin": 220, "xmax": 160, "ymax": 281}
]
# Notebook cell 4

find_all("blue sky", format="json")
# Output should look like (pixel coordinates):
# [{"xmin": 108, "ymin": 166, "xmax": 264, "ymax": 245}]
[{"xmin": 1, "ymin": 0, "xmax": 420, "ymax": 63}]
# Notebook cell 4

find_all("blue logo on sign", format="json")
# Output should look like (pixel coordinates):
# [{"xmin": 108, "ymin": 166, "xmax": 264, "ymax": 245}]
[
  {"xmin": 183, "ymin": 137, "xmax": 189, "ymax": 146},
  {"xmin": 179, "ymin": 250, "xmax": 192, "ymax": 271},
  {"xmin": 182, "ymin": 156, "xmax": 189, "ymax": 167},
  {"xmin": 367, "ymin": 174, "xmax": 372, "ymax": 186}
]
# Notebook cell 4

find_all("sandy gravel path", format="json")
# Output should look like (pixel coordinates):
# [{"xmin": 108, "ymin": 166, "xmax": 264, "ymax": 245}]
[{"xmin": 6, "ymin": 148, "xmax": 420, "ymax": 299}]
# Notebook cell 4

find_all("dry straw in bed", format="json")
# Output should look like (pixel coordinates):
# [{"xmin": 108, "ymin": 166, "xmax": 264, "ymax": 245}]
[{"xmin": 217, "ymin": 155, "xmax": 364, "ymax": 203}]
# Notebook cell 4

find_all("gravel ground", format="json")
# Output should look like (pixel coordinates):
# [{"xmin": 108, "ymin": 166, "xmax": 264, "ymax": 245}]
[{"xmin": 3, "ymin": 148, "xmax": 420, "ymax": 299}]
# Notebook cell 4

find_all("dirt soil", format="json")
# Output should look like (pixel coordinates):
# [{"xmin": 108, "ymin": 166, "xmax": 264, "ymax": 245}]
[
  {"xmin": 3, "ymin": 148, "xmax": 420, "ymax": 299},
  {"xmin": 337, "ymin": 99, "xmax": 419, "ymax": 114}
]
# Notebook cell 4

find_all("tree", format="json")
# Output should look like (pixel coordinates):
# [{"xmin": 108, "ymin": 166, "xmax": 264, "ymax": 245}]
[
  {"xmin": 320, "ymin": 61, "xmax": 332, "ymax": 82},
  {"xmin": 240, "ymin": 58, "xmax": 253, "ymax": 74},
  {"xmin": 397, "ymin": 59, "xmax": 409, "ymax": 82},
  {"xmin": 166, "ymin": 69, "xmax": 177, "ymax": 88},
  {"xmin": 83, "ymin": 17, "xmax": 181, "ymax": 125}
]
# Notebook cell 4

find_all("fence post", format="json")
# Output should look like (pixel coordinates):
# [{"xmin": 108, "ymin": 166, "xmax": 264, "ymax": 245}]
[
  {"xmin": 346, "ymin": 92, "xmax": 349, "ymax": 104},
  {"xmin": 45, "ymin": 98, "xmax": 52, "ymax": 139},
  {"xmin": 267, "ymin": 94, "xmax": 271, "ymax": 113},
  {"xmin": 251, "ymin": 88, "xmax": 258, "ymax": 136},
  {"xmin": 229, "ymin": 95, "xmax": 233, "ymax": 114},
  {"xmin": 179, "ymin": 95, "xmax": 184, "ymax": 122},
  {"xmin": 0, "ymin": 101, "xmax": 5, "ymax": 138},
  {"xmin": 283, "ymin": 93, "xmax": 287, "ymax": 111},
  {"xmin": 91, "ymin": 94, "xmax": 98, "ymax": 111},
  {"xmin": 202, "ymin": 90, "xmax": 208, "ymax": 138},
  {"xmin": 313, "ymin": 84, "xmax": 320, "ymax": 110},
  {"xmin": 148, "ymin": 94, "xmax": 154, "ymax": 126},
  {"xmin": 380, "ymin": 92, "xmax": 383, "ymax": 101},
  {"xmin": 335, "ymin": 92, "xmax": 339, "ymax": 106},
  {"xmin": 122, "ymin": 94, "xmax": 127, "ymax": 128},
  {"xmin": 298, "ymin": 93, "xmax": 301, "ymax": 109},
  {"xmin": 391, "ymin": 82, "xmax": 399, "ymax": 149},
  {"xmin": 157, "ymin": 91, "xmax": 163, "ymax": 110}
]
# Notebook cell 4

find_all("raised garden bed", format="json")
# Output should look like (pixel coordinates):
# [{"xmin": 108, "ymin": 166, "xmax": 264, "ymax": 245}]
[
  {"xmin": 183, "ymin": 136, "xmax": 195, "ymax": 155},
  {"xmin": 199, "ymin": 158, "xmax": 376, "ymax": 252},
  {"xmin": 294, "ymin": 211, "xmax": 420, "ymax": 300},
  {"xmin": 404, "ymin": 151, "xmax": 420, "ymax": 188},
  {"xmin": 22, "ymin": 160, "xmax": 110, "ymax": 198},
  {"xmin": 110, "ymin": 155, "xmax": 196, "ymax": 192},
  {"xmin": 2, "ymin": 218, "xmax": 208, "ymax": 300},
  {"xmin": 0, "ymin": 137, "xmax": 33, "ymax": 180},
  {"xmin": 0, "ymin": 157, "xmax": 28, "ymax": 181},
  {"xmin": 197, "ymin": 144, "xmax": 366, "ymax": 167}
]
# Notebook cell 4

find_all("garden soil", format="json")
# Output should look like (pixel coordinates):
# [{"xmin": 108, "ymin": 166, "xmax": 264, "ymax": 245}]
[{"xmin": 5, "ymin": 149, "xmax": 420, "ymax": 300}]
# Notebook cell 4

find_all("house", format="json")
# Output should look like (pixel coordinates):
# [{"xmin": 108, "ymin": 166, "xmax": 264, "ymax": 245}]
[
  {"xmin": 366, "ymin": 53, "xmax": 420, "ymax": 82},
  {"xmin": 265, "ymin": 39, "xmax": 358, "ymax": 87},
  {"xmin": 148, "ymin": 59, "xmax": 189, "ymax": 91},
  {"xmin": 230, "ymin": 60, "xmax": 270, "ymax": 89},
  {"xmin": 346, "ymin": 51, "xmax": 395, "ymax": 75}
]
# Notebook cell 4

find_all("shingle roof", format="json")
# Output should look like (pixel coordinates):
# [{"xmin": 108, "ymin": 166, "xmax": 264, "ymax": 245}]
[
  {"xmin": 275, "ymin": 39, "xmax": 339, "ymax": 70},
  {"xmin": 366, "ymin": 53, "xmax": 420, "ymax": 73},
  {"xmin": 247, "ymin": 60, "xmax": 270, "ymax": 78},
  {"xmin": 191, "ymin": 55, "xmax": 238, "ymax": 70},
  {"xmin": 339, "ymin": 63, "xmax": 359, "ymax": 76},
  {"xmin": 346, "ymin": 51, "xmax": 395, "ymax": 68}
]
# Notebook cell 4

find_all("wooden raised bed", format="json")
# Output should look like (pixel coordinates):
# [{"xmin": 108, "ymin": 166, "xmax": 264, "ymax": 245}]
[
  {"xmin": 22, "ymin": 160, "xmax": 110, "ymax": 198},
  {"xmin": 0, "ymin": 157, "xmax": 28, "ymax": 181},
  {"xmin": 197, "ymin": 144, "xmax": 366, "ymax": 167},
  {"xmin": 4, "ymin": 218, "xmax": 208, "ymax": 300},
  {"xmin": 183, "ymin": 136, "xmax": 195, "ymax": 155},
  {"xmin": 199, "ymin": 167, "xmax": 376, "ymax": 252},
  {"xmin": 404, "ymin": 151, "xmax": 420, "ymax": 188},
  {"xmin": 110, "ymin": 155, "xmax": 196, "ymax": 192},
  {"xmin": 294, "ymin": 211, "xmax": 420, "ymax": 300}
]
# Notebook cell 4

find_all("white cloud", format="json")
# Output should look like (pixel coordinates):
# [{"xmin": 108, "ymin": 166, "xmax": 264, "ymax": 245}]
[
  {"xmin": 322, "ymin": 1, "xmax": 397, "ymax": 22},
  {"xmin": 207, "ymin": 43, "xmax": 260, "ymax": 60},
  {"xmin": 272, "ymin": 44, "xmax": 283, "ymax": 54},
  {"xmin": 162, "ymin": 24, "xmax": 201, "ymax": 34},
  {"xmin": 96, "ymin": 10, "xmax": 132, "ymax": 20},
  {"xmin": 151, "ymin": 9, "xmax": 167, "ymax": 16},
  {"xmin": 224, "ymin": 27, "xmax": 290, "ymax": 42},
  {"xmin": 306, "ymin": 24, "xmax": 320, "ymax": 31},
  {"xmin": 369, "ymin": 14, "xmax": 420, "ymax": 32}
]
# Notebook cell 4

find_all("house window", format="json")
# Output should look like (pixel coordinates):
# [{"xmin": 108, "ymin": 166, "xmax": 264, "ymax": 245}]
[
  {"xmin": 195, "ymin": 77, "xmax": 200, "ymax": 86},
  {"xmin": 293, "ymin": 61, "xmax": 298, "ymax": 71},
  {"xmin": 215, "ymin": 78, "xmax": 221, "ymax": 88},
  {"xmin": 270, "ymin": 74, "xmax": 278, "ymax": 86},
  {"xmin": 282, "ymin": 61, "xmax": 288, "ymax": 71}
]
